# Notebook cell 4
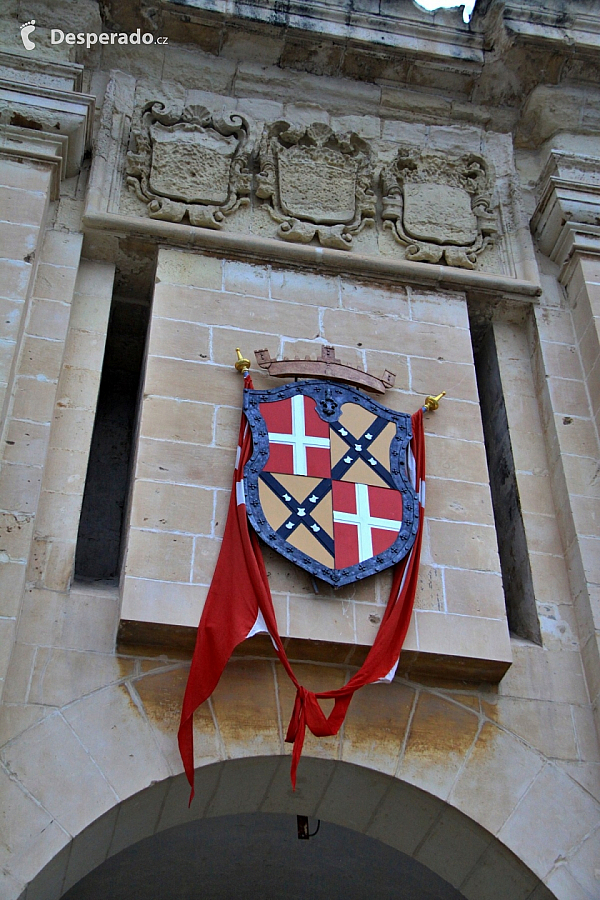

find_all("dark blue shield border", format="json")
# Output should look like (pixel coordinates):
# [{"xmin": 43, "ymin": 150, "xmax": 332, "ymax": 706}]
[{"xmin": 243, "ymin": 380, "xmax": 419, "ymax": 587}]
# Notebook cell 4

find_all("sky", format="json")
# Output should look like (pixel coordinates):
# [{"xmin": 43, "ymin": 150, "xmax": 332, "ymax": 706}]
[{"xmin": 413, "ymin": 0, "xmax": 477, "ymax": 22}]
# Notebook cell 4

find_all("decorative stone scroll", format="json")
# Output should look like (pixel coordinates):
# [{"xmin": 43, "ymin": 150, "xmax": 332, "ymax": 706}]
[
  {"xmin": 256, "ymin": 122, "xmax": 375, "ymax": 250},
  {"xmin": 381, "ymin": 148, "xmax": 497, "ymax": 269},
  {"xmin": 126, "ymin": 101, "xmax": 251, "ymax": 229}
]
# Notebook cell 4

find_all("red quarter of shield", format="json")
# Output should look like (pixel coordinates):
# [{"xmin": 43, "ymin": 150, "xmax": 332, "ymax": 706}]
[
  {"xmin": 260, "ymin": 395, "xmax": 331, "ymax": 478},
  {"xmin": 332, "ymin": 481, "xmax": 403, "ymax": 569}
]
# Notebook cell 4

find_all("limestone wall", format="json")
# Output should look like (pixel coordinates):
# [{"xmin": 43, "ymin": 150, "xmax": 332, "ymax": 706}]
[{"xmin": 0, "ymin": 1, "xmax": 599, "ymax": 899}]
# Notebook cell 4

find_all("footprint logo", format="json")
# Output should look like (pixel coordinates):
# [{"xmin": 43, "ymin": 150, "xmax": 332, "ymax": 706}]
[{"xmin": 20, "ymin": 20, "xmax": 36, "ymax": 51}]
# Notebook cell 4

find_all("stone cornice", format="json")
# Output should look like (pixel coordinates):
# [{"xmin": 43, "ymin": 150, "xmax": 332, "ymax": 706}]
[
  {"xmin": 0, "ymin": 123, "xmax": 67, "ymax": 198},
  {"xmin": 531, "ymin": 149, "xmax": 600, "ymax": 274},
  {"xmin": 0, "ymin": 50, "xmax": 84, "ymax": 93},
  {"xmin": 83, "ymin": 209, "xmax": 542, "ymax": 302},
  {"xmin": 0, "ymin": 77, "xmax": 95, "ymax": 179}
]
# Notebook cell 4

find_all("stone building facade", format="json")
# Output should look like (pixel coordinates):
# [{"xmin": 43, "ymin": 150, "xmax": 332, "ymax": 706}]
[{"xmin": 0, "ymin": 0, "xmax": 599, "ymax": 897}]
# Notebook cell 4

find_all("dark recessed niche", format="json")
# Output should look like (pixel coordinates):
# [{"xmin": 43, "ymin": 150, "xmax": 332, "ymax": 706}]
[{"xmin": 74, "ymin": 296, "xmax": 149, "ymax": 582}]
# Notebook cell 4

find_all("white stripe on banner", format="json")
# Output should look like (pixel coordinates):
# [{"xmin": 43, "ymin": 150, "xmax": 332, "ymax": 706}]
[
  {"xmin": 376, "ymin": 657, "xmax": 399, "ymax": 684},
  {"xmin": 407, "ymin": 444, "xmax": 416, "ymax": 490},
  {"xmin": 246, "ymin": 609, "xmax": 268, "ymax": 638},
  {"xmin": 235, "ymin": 445, "xmax": 241, "ymax": 470},
  {"xmin": 246, "ymin": 609, "xmax": 279, "ymax": 650},
  {"xmin": 236, "ymin": 479, "xmax": 245, "ymax": 506}
]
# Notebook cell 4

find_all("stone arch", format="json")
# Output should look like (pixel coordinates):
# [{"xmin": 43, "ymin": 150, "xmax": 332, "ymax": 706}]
[
  {"xmin": 23, "ymin": 756, "xmax": 554, "ymax": 900},
  {"xmin": 3, "ymin": 654, "xmax": 596, "ymax": 899}
]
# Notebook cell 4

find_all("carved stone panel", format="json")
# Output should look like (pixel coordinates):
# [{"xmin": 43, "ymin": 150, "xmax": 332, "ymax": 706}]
[
  {"xmin": 126, "ymin": 101, "xmax": 251, "ymax": 229},
  {"xmin": 257, "ymin": 122, "xmax": 375, "ymax": 250},
  {"xmin": 381, "ymin": 149, "xmax": 497, "ymax": 269}
]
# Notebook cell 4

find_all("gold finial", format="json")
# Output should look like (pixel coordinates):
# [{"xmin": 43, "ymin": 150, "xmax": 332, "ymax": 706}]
[
  {"xmin": 234, "ymin": 348, "xmax": 251, "ymax": 375},
  {"xmin": 424, "ymin": 391, "xmax": 446, "ymax": 412}
]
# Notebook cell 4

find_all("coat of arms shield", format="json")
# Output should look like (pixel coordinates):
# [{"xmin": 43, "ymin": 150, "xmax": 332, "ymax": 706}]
[{"xmin": 243, "ymin": 380, "xmax": 419, "ymax": 586}]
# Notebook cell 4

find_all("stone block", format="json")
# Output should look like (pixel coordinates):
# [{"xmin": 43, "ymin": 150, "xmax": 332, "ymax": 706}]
[
  {"xmin": 41, "ymin": 448, "xmax": 88, "ymax": 495},
  {"xmin": 55, "ymin": 366, "xmax": 101, "ymax": 411},
  {"xmin": 135, "ymin": 437, "xmax": 236, "ymax": 490},
  {"xmin": 0, "ymin": 463, "xmax": 42, "ymax": 515},
  {"xmin": 340, "ymin": 279, "xmax": 409, "ymax": 317},
  {"xmin": 316, "ymin": 763, "xmax": 390, "ymax": 832},
  {"xmin": 271, "ymin": 267, "xmax": 340, "ymax": 307},
  {"xmin": 59, "ymin": 584, "xmax": 120, "ymax": 654},
  {"xmin": 108, "ymin": 780, "xmax": 169, "ymax": 857},
  {"xmin": 1, "ymin": 714, "xmax": 117, "ymax": 835},
  {"xmin": 496, "ymin": 697, "xmax": 578, "ymax": 761},
  {"xmin": 0, "ymin": 766, "xmax": 68, "ymax": 891},
  {"xmin": 124, "ymin": 528, "xmax": 193, "ymax": 583},
  {"xmin": 64, "ymin": 684, "xmax": 172, "ymax": 800},
  {"xmin": 32, "ymin": 489, "xmax": 82, "ymax": 538},
  {"xmin": 32, "ymin": 262, "xmax": 78, "ymax": 304},
  {"xmin": 426, "ymin": 124, "xmax": 482, "ymax": 155},
  {"xmin": 366, "ymin": 777, "xmax": 442, "ymax": 855},
  {"xmin": 210, "ymin": 327, "xmax": 284, "ymax": 369},
  {"xmin": 130, "ymin": 480, "xmax": 215, "ymax": 536},
  {"xmin": 40, "ymin": 230, "xmax": 83, "ymax": 268},
  {"xmin": 288, "ymin": 592, "xmax": 356, "ymax": 645},
  {"xmin": 134, "ymin": 665, "xmax": 219, "ymax": 773},
  {"xmin": 498, "ymin": 763, "xmax": 600, "ymax": 879},
  {"xmin": 162, "ymin": 46, "xmax": 236, "ymax": 92},
  {"xmin": 444, "ymin": 569, "xmax": 505, "ymax": 619},
  {"xmin": 1, "ymin": 641, "xmax": 35, "ymax": 704},
  {"xmin": 139, "ymin": 395, "xmax": 214, "ymax": 445},
  {"xmin": 426, "ymin": 477, "xmax": 494, "ymax": 526},
  {"xmin": 0, "ymin": 185, "xmax": 47, "ymax": 227},
  {"xmin": 0, "ymin": 158, "xmax": 52, "ymax": 193},
  {"xmin": 204, "ymin": 756, "xmax": 280, "ymax": 817},
  {"xmin": 27, "ymin": 298, "xmax": 71, "ymax": 342},
  {"xmin": 3, "ymin": 420, "xmax": 50, "ymax": 468},
  {"xmin": 120, "ymin": 576, "xmax": 206, "ymax": 629},
  {"xmin": 148, "ymin": 317, "xmax": 210, "ymax": 363},
  {"xmin": 323, "ymin": 308, "xmax": 474, "ymax": 363},
  {"xmin": 11, "ymin": 375, "xmax": 54, "ymax": 422},
  {"xmin": 62, "ymin": 808, "xmax": 118, "ymax": 893},
  {"xmin": 27, "ymin": 647, "xmax": 135, "ymax": 708},
  {"xmin": 416, "ymin": 611, "xmax": 510, "ymax": 662},
  {"xmin": 399, "ymin": 691, "xmax": 480, "ymax": 800},
  {"xmin": 500, "ymin": 645, "xmax": 588, "ymax": 705},
  {"xmin": 210, "ymin": 659, "xmax": 281, "ymax": 759},
  {"xmin": 342, "ymin": 679, "xmax": 415, "ymax": 774},
  {"xmin": 425, "ymin": 434, "xmax": 489, "ymax": 484},
  {"xmin": 0, "ymin": 562, "xmax": 26, "ymax": 617},
  {"xmin": 235, "ymin": 61, "xmax": 380, "ymax": 115},
  {"xmin": 449, "ymin": 722, "xmax": 545, "ymax": 835},
  {"xmin": 415, "ymin": 807, "xmax": 492, "ymax": 889},
  {"xmin": 191, "ymin": 536, "xmax": 222, "ymax": 583},
  {"xmin": 19, "ymin": 335, "xmax": 64, "ymax": 382},
  {"xmin": 156, "ymin": 249, "xmax": 222, "ymax": 291},
  {"xmin": 0, "ymin": 222, "xmax": 40, "ymax": 261},
  {"xmin": 0, "ymin": 303, "xmax": 20, "ymax": 354},
  {"xmin": 223, "ymin": 260, "xmax": 270, "ymax": 298},
  {"xmin": 49, "ymin": 408, "xmax": 94, "ymax": 453},
  {"xmin": 61, "ymin": 329, "xmax": 107, "ymax": 373},
  {"xmin": 460, "ymin": 840, "xmax": 540, "ymax": 900}
]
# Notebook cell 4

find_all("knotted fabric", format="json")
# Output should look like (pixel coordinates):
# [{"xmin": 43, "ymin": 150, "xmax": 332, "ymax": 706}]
[{"xmin": 178, "ymin": 374, "xmax": 425, "ymax": 799}]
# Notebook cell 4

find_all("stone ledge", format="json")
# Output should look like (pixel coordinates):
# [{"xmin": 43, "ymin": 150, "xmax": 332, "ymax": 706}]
[
  {"xmin": 117, "ymin": 620, "xmax": 512, "ymax": 684},
  {"xmin": 83, "ymin": 211, "xmax": 542, "ymax": 301}
]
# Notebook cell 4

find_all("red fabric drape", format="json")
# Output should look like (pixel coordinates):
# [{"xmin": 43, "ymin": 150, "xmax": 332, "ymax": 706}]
[{"xmin": 178, "ymin": 374, "xmax": 426, "ymax": 799}]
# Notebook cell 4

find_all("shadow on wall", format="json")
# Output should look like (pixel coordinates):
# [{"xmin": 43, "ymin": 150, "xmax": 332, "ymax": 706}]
[
  {"xmin": 62, "ymin": 811, "xmax": 466, "ymax": 900},
  {"xmin": 21, "ymin": 756, "xmax": 553, "ymax": 900}
]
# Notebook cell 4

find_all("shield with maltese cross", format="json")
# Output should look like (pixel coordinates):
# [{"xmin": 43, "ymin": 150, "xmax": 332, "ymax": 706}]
[{"xmin": 243, "ymin": 380, "xmax": 419, "ymax": 586}]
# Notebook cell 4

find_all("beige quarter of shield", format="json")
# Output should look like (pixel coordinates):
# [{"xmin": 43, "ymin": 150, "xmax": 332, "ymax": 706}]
[
  {"xmin": 258, "ymin": 474, "xmax": 334, "ymax": 568},
  {"xmin": 331, "ymin": 404, "xmax": 396, "ymax": 488}
]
